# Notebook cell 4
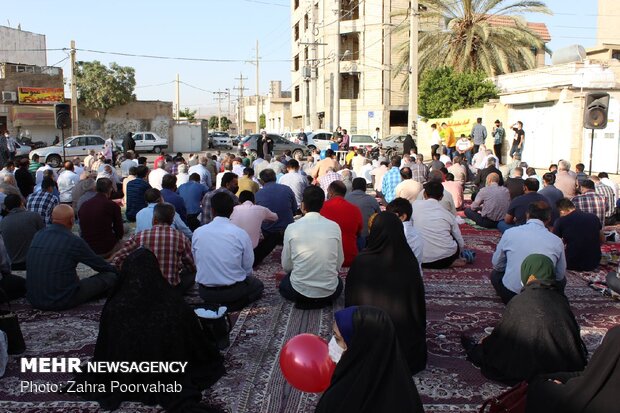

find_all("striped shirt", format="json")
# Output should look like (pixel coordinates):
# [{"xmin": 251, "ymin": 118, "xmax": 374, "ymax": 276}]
[{"xmin": 112, "ymin": 224, "xmax": 195, "ymax": 286}]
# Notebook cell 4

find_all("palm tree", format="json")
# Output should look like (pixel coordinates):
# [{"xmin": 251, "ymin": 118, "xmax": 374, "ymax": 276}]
[{"xmin": 393, "ymin": 0, "xmax": 552, "ymax": 79}]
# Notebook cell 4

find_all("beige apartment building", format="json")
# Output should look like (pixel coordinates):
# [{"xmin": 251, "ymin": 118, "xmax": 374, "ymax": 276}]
[{"xmin": 290, "ymin": 0, "xmax": 410, "ymax": 135}]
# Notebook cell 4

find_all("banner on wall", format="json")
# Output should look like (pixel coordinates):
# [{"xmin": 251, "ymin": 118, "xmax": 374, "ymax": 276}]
[
  {"xmin": 427, "ymin": 116, "xmax": 475, "ymax": 138},
  {"xmin": 17, "ymin": 87, "xmax": 64, "ymax": 105}
]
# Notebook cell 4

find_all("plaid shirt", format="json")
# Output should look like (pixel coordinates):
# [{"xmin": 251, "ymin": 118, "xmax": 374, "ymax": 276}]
[
  {"xmin": 201, "ymin": 188, "xmax": 239, "ymax": 224},
  {"xmin": 595, "ymin": 183, "xmax": 615, "ymax": 218},
  {"xmin": 26, "ymin": 190, "xmax": 59, "ymax": 224},
  {"xmin": 112, "ymin": 224, "xmax": 195, "ymax": 286},
  {"xmin": 572, "ymin": 191, "xmax": 606, "ymax": 225},
  {"xmin": 381, "ymin": 167, "xmax": 402, "ymax": 203},
  {"xmin": 319, "ymin": 171, "xmax": 342, "ymax": 193},
  {"xmin": 410, "ymin": 163, "xmax": 429, "ymax": 183}
]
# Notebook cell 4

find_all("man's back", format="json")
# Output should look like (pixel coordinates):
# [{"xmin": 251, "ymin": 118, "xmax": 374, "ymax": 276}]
[
  {"xmin": 255, "ymin": 183, "xmax": 296, "ymax": 233},
  {"xmin": 57, "ymin": 171, "xmax": 79, "ymax": 203},
  {"xmin": 126, "ymin": 178, "xmax": 151, "ymax": 221},
  {"xmin": 448, "ymin": 163, "xmax": 466, "ymax": 184},
  {"xmin": 345, "ymin": 190, "xmax": 381, "ymax": 238},
  {"xmin": 282, "ymin": 212, "xmax": 343, "ymax": 298},
  {"xmin": 412, "ymin": 199, "xmax": 463, "ymax": 263},
  {"xmin": 507, "ymin": 192, "xmax": 549, "ymax": 225},
  {"xmin": 279, "ymin": 172, "xmax": 307, "ymax": 207},
  {"xmin": 0, "ymin": 208, "xmax": 44, "ymax": 265},
  {"xmin": 26, "ymin": 190, "xmax": 59, "ymax": 224},
  {"xmin": 161, "ymin": 188, "xmax": 187, "ymax": 220},
  {"xmin": 539, "ymin": 185, "xmax": 563, "ymax": 207},
  {"xmin": 178, "ymin": 181, "xmax": 208, "ymax": 215},
  {"xmin": 555, "ymin": 171, "xmax": 577, "ymax": 198},
  {"xmin": 313, "ymin": 157, "xmax": 339, "ymax": 179},
  {"xmin": 554, "ymin": 210, "xmax": 601, "ymax": 271},
  {"xmin": 148, "ymin": 168, "xmax": 168, "ymax": 190},
  {"xmin": 504, "ymin": 177, "xmax": 524, "ymax": 199},
  {"xmin": 572, "ymin": 192, "xmax": 606, "ymax": 225},
  {"xmin": 230, "ymin": 201, "xmax": 278, "ymax": 248},
  {"xmin": 395, "ymin": 179, "xmax": 423, "ymax": 203},
  {"xmin": 320, "ymin": 197, "xmax": 362, "ymax": 267},
  {"xmin": 78, "ymin": 193, "xmax": 123, "ymax": 255},
  {"xmin": 238, "ymin": 176, "xmax": 259, "ymax": 194},
  {"xmin": 192, "ymin": 217, "xmax": 253, "ymax": 287}
]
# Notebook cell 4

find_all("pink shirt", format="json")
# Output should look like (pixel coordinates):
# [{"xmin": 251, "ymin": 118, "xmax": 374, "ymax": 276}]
[
  {"xmin": 230, "ymin": 201, "xmax": 278, "ymax": 248},
  {"xmin": 442, "ymin": 181, "xmax": 464, "ymax": 209}
]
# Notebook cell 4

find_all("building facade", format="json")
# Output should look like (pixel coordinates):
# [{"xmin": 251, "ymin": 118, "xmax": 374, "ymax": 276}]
[{"xmin": 0, "ymin": 26, "xmax": 47, "ymax": 67}]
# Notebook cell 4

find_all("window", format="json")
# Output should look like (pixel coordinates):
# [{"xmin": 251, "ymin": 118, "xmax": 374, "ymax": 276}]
[
  {"xmin": 294, "ymin": 86, "xmax": 300, "ymax": 102},
  {"xmin": 87, "ymin": 136, "xmax": 104, "ymax": 146},
  {"xmin": 340, "ymin": 0, "xmax": 359, "ymax": 21},
  {"xmin": 294, "ymin": 23, "xmax": 299, "ymax": 41},
  {"xmin": 389, "ymin": 111, "xmax": 408, "ymax": 127},
  {"xmin": 294, "ymin": 54, "xmax": 300, "ymax": 71},
  {"xmin": 133, "ymin": 134, "xmax": 144, "ymax": 141},
  {"xmin": 145, "ymin": 134, "xmax": 156, "ymax": 141},
  {"xmin": 304, "ymin": 14, "xmax": 309, "ymax": 31},
  {"xmin": 340, "ymin": 73, "xmax": 360, "ymax": 99},
  {"xmin": 612, "ymin": 49, "xmax": 620, "ymax": 60},
  {"xmin": 340, "ymin": 33, "xmax": 360, "ymax": 61},
  {"xmin": 294, "ymin": 0, "xmax": 299, "ymax": 9}
]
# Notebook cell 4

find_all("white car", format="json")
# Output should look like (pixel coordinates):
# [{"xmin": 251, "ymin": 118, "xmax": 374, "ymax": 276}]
[
  {"xmin": 14, "ymin": 141, "xmax": 32, "ymax": 160},
  {"xmin": 306, "ymin": 129, "xmax": 335, "ymax": 151},
  {"xmin": 31, "ymin": 135, "xmax": 107, "ymax": 167},
  {"xmin": 210, "ymin": 132, "xmax": 233, "ymax": 149},
  {"xmin": 116, "ymin": 131, "xmax": 168, "ymax": 153},
  {"xmin": 349, "ymin": 134, "xmax": 379, "ymax": 150}
]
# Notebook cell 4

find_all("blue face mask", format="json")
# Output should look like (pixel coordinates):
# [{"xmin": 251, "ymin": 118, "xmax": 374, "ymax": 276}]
[{"xmin": 328, "ymin": 336, "xmax": 345, "ymax": 363}]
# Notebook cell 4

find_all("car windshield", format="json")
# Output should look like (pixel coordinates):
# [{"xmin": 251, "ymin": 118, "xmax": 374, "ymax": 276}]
[
  {"xmin": 352, "ymin": 135, "xmax": 374, "ymax": 143},
  {"xmin": 241, "ymin": 136, "xmax": 254, "ymax": 143}
]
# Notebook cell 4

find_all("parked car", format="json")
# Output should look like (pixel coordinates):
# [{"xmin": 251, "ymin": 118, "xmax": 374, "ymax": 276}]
[
  {"xmin": 380, "ymin": 134, "xmax": 409, "ymax": 156},
  {"xmin": 115, "ymin": 131, "xmax": 168, "ymax": 153},
  {"xmin": 240, "ymin": 134, "xmax": 310, "ymax": 158},
  {"xmin": 231, "ymin": 135, "xmax": 243, "ymax": 146},
  {"xmin": 14, "ymin": 141, "xmax": 32, "ymax": 160},
  {"xmin": 210, "ymin": 132, "xmax": 233, "ymax": 150},
  {"xmin": 306, "ymin": 129, "xmax": 335, "ymax": 151},
  {"xmin": 349, "ymin": 134, "xmax": 379, "ymax": 151},
  {"xmin": 31, "ymin": 135, "xmax": 107, "ymax": 167}
]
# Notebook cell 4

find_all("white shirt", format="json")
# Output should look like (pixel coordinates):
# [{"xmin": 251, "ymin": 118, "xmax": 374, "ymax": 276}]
[
  {"xmin": 35, "ymin": 165, "xmax": 56, "ymax": 186},
  {"xmin": 232, "ymin": 164, "xmax": 245, "ymax": 177},
  {"xmin": 120, "ymin": 158, "xmax": 138, "ymax": 177},
  {"xmin": 416, "ymin": 189, "xmax": 457, "ymax": 216},
  {"xmin": 57, "ymin": 170, "xmax": 80, "ymax": 203},
  {"xmin": 359, "ymin": 163, "xmax": 374, "ymax": 184},
  {"xmin": 412, "ymin": 198, "xmax": 464, "ymax": 263},
  {"xmin": 601, "ymin": 177, "xmax": 619, "ymax": 201},
  {"xmin": 351, "ymin": 155, "xmax": 366, "ymax": 178},
  {"xmin": 176, "ymin": 172, "xmax": 190, "ymax": 186},
  {"xmin": 281, "ymin": 212, "xmax": 344, "ymax": 298},
  {"xmin": 216, "ymin": 171, "xmax": 233, "ymax": 189},
  {"xmin": 188, "ymin": 164, "xmax": 212, "ymax": 188},
  {"xmin": 403, "ymin": 220, "xmax": 424, "ymax": 273},
  {"xmin": 492, "ymin": 219, "xmax": 566, "ymax": 294},
  {"xmin": 431, "ymin": 129, "xmax": 441, "ymax": 145},
  {"xmin": 439, "ymin": 154, "xmax": 451, "ymax": 165},
  {"xmin": 192, "ymin": 216, "xmax": 254, "ymax": 287},
  {"xmin": 279, "ymin": 171, "xmax": 308, "ymax": 207},
  {"xmin": 230, "ymin": 201, "xmax": 278, "ymax": 248},
  {"xmin": 148, "ymin": 168, "xmax": 169, "ymax": 190}
]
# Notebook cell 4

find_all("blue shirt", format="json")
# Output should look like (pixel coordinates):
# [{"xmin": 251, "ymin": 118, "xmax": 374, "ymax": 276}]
[
  {"xmin": 135, "ymin": 203, "xmax": 192, "ymax": 239},
  {"xmin": 255, "ymin": 182, "xmax": 297, "ymax": 233},
  {"xmin": 161, "ymin": 188, "xmax": 187, "ymax": 221},
  {"xmin": 492, "ymin": 219, "xmax": 566, "ymax": 294},
  {"xmin": 125, "ymin": 178, "xmax": 151, "ymax": 221},
  {"xmin": 178, "ymin": 180, "xmax": 208, "ymax": 215},
  {"xmin": 381, "ymin": 166, "xmax": 402, "ymax": 203},
  {"xmin": 26, "ymin": 224, "xmax": 116, "ymax": 310}
]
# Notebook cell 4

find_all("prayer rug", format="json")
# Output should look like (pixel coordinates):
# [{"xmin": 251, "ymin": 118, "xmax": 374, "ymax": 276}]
[{"xmin": 0, "ymin": 225, "xmax": 618, "ymax": 413}]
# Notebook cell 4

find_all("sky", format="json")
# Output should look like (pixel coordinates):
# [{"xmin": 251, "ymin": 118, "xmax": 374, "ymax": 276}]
[{"xmin": 1, "ymin": 0, "xmax": 601, "ymax": 116}]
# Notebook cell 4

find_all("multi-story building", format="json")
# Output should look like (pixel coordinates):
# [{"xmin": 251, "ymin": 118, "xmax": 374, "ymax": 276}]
[
  {"xmin": 290, "ymin": 0, "xmax": 410, "ymax": 136},
  {"xmin": 290, "ymin": 0, "xmax": 551, "ymax": 136},
  {"xmin": 240, "ymin": 80, "xmax": 292, "ymax": 134}
]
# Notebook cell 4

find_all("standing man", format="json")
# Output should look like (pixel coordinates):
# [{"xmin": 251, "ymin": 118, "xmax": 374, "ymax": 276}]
[
  {"xmin": 492, "ymin": 120, "xmax": 505, "ymax": 164},
  {"xmin": 57, "ymin": 161, "xmax": 80, "ymax": 206},
  {"xmin": 373, "ymin": 127, "xmax": 381, "ymax": 143},
  {"xmin": 470, "ymin": 117, "xmax": 487, "ymax": 154},
  {"xmin": 122, "ymin": 132, "xmax": 136, "ymax": 154},
  {"xmin": 430, "ymin": 124, "xmax": 441, "ymax": 156},
  {"xmin": 509, "ymin": 121, "xmax": 525, "ymax": 159},
  {"xmin": 441, "ymin": 123, "xmax": 456, "ymax": 159},
  {"xmin": 6, "ymin": 132, "xmax": 17, "ymax": 161},
  {"xmin": 298, "ymin": 128, "xmax": 308, "ymax": 145}
]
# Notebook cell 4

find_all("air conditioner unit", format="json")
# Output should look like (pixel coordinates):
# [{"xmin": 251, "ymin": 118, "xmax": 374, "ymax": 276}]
[{"xmin": 2, "ymin": 91, "xmax": 16, "ymax": 102}]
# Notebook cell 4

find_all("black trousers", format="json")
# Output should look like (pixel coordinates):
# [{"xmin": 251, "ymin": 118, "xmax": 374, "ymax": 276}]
[
  {"xmin": 174, "ymin": 270, "xmax": 196, "ymax": 295},
  {"xmin": 464, "ymin": 208, "xmax": 499, "ymax": 229},
  {"xmin": 494, "ymin": 143, "xmax": 502, "ymax": 164},
  {"xmin": 254, "ymin": 230, "xmax": 284, "ymax": 267},
  {"xmin": 279, "ymin": 273, "xmax": 343, "ymax": 309},
  {"xmin": 490, "ymin": 270, "xmax": 517, "ymax": 305},
  {"xmin": 198, "ymin": 276, "xmax": 264, "ymax": 312},
  {"xmin": 431, "ymin": 144, "xmax": 439, "ymax": 156},
  {"xmin": 0, "ymin": 273, "xmax": 26, "ymax": 302},
  {"xmin": 422, "ymin": 246, "xmax": 460, "ymax": 269},
  {"xmin": 186, "ymin": 213, "xmax": 201, "ymax": 232}
]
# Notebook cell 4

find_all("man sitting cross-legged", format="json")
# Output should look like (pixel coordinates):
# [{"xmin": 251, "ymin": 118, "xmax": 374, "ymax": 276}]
[
  {"xmin": 464, "ymin": 172, "xmax": 511, "ymax": 229},
  {"xmin": 279, "ymin": 186, "xmax": 344, "ymax": 309},
  {"xmin": 26, "ymin": 204, "xmax": 118, "ymax": 311},
  {"xmin": 491, "ymin": 201, "xmax": 566, "ymax": 304},
  {"xmin": 112, "ymin": 203, "xmax": 196, "ymax": 293},
  {"xmin": 193, "ymin": 192, "xmax": 264, "ymax": 311}
]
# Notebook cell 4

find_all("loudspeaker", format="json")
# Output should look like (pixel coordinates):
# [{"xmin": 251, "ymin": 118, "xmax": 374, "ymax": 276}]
[
  {"xmin": 54, "ymin": 103, "xmax": 71, "ymax": 130},
  {"xmin": 583, "ymin": 92, "xmax": 610, "ymax": 129}
]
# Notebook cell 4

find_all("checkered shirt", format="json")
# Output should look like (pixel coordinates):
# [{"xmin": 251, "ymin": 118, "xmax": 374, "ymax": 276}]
[
  {"xmin": 572, "ymin": 191, "xmax": 606, "ymax": 225},
  {"xmin": 201, "ymin": 188, "xmax": 239, "ymax": 224},
  {"xmin": 112, "ymin": 224, "xmax": 195, "ymax": 286},
  {"xmin": 319, "ymin": 171, "xmax": 343, "ymax": 193},
  {"xmin": 595, "ymin": 183, "xmax": 615, "ymax": 218},
  {"xmin": 410, "ymin": 163, "xmax": 429, "ymax": 183},
  {"xmin": 26, "ymin": 190, "xmax": 59, "ymax": 224},
  {"xmin": 381, "ymin": 167, "xmax": 403, "ymax": 203}
]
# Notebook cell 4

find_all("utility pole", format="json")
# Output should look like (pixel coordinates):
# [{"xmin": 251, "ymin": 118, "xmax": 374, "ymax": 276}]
[
  {"xmin": 226, "ymin": 88, "xmax": 232, "ymax": 119},
  {"xmin": 234, "ymin": 73, "xmax": 248, "ymax": 134},
  {"xmin": 333, "ymin": 0, "xmax": 341, "ymax": 132},
  {"xmin": 255, "ymin": 40, "xmax": 260, "ymax": 133},
  {"xmin": 69, "ymin": 40, "xmax": 78, "ymax": 136},
  {"xmin": 407, "ymin": 0, "xmax": 419, "ymax": 139},
  {"xmin": 213, "ymin": 90, "xmax": 227, "ymax": 131},
  {"xmin": 175, "ymin": 73, "xmax": 180, "ymax": 120}
]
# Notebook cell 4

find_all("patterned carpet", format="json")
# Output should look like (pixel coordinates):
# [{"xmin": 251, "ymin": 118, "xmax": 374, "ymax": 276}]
[{"xmin": 0, "ymin": 224, "xmax": 619, "ymax": 412}]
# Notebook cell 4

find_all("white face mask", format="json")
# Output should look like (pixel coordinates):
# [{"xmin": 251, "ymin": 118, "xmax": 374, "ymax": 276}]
[{"xmin": 328, "ymin": 336, "xmax": 345, "ymax": 364}]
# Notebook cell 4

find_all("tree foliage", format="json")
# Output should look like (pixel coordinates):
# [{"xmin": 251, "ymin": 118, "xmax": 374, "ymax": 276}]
[
  {"xmin": 75, "ymin": 61, "xmax": 136, "ymax": 122},
  {"xmin": 259, "ymin": 114, "xmax": 266, "ymax": 129},
  {"xmin": 220, "ymin": 116, "xmax": 232, "ymax": 131},
  {"xmin": 179, "ymin": 107, "xmax": 197, "ymax": 122},
  {"xmin": 394, "ymin": 0, "xmax": 552, "ymax": 81},
  {"xmin": 208, "ymin": 116, "xmax": 231, "ymax": 131},
  {"xmin": 418, "ymin": 67, "xmax": 498, "ymax": 118}
]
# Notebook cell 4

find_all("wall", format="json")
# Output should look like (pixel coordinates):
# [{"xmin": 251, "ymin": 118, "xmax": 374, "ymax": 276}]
[
  {"xmin": 0, "ymin": 26, "xmax": 46, "ymax": 66},
  {"xmin": 598, "ymin": 0, "xmax": 620, "ymax": 45}
]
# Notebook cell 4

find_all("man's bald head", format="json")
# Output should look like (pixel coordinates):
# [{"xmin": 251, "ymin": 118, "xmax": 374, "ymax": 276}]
[
  {"xmin": 486, "ymin": 172, "xmax": 500, "ymax": 185},
  {"xmin": 52, "ymin": 204, "xmax": 75, "ymax": 229}
]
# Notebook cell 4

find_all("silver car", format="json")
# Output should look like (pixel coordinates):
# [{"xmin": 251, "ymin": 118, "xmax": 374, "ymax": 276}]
[{"xmin": 31, "ymin": 135, "xmax": 106, "ymax": 167}]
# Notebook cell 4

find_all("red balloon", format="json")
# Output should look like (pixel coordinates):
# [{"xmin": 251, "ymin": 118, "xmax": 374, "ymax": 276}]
[{"xmin": 279, "ymin": 333, "xmax": 336, "ymax": 393}]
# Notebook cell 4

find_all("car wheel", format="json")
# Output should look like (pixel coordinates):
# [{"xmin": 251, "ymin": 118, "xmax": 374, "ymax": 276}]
[
  {"xmin": 47, "ymin": 154, "xmax": 62, "ymax": 168},
  {"xmin": 292, "ymin": 149, "xmax": 304, "ymax": 158},
  {"xmin": 154, "ymin": 146, "xmax": 162, "ymax": 154}
]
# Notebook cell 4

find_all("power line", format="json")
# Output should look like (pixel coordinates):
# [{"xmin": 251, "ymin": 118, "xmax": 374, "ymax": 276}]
[
  {"xmin": 75, "ymin": 47, "xmax": 291, "ymax": 63},
  {"xmin": 135, "ymin": 80, "xmax": 176, "ymax": 89},
  {"xmin": 241, "ymin": 0, "xmax": 288, "ymax": 7}
]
